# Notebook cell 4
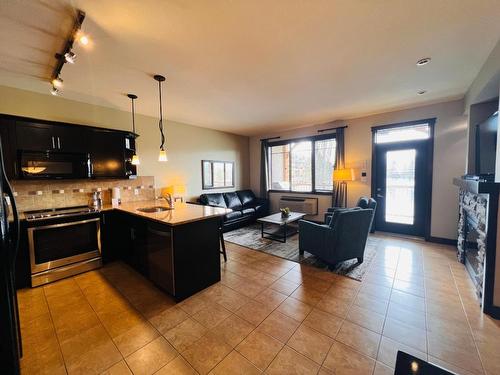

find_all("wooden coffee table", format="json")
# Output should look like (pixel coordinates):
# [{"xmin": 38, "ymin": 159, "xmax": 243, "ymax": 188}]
[{"xmin": 257, "ymin": 212, "xmax": 307, "ymax": 243}]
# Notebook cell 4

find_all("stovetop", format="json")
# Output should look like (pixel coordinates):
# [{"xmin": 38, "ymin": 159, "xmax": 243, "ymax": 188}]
[{"xmin": 24, "ymin": 205, "xmax": 99, "ymax": 221}]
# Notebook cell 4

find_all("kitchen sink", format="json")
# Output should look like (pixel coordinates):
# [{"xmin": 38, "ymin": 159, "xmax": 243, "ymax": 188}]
[{"xmin": 136, "ymin": 206, "xmax": 173, "ymax": 213}]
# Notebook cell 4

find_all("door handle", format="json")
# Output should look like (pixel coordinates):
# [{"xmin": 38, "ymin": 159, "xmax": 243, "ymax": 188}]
[
  {"xmin": 51, "ymin": 136, "xmax": 56, "ymax": 149},
  {"xmin": 57, "ymin": 137, "xmax": 61, "ymax": 149}
]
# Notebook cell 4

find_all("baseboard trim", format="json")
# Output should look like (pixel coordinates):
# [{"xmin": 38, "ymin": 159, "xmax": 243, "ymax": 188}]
[
  {"xmin": 484, "ymin": 304, "xmax": 500, "ymax": 320},
  {"xmin": 427, "ymin": 236, "xmax": 457, "ymax": 246}
]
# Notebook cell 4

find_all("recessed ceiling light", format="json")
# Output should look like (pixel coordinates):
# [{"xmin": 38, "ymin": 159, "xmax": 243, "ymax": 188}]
[
  {"xmin": 417, "ymin": 90, "xmax": 427, "ymax": 95},
  {"xmin": 416, "ymin": 57, "xmax": 431, "ymax": 66}
]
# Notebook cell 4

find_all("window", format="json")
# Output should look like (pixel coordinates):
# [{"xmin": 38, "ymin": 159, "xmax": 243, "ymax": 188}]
[
  {"xmin": 315, "ymin": 138, "xmax": 336, "ymax": 191},
  {"xmin": 374, "ymin": 123, "xmax": 430, "ymax": 144},
  {"xmin": 202, "ymin": 160, "xmax": 234, "ymax": 189},
  {"xmin": 269, "ymin": 135, "xmax": 336, "ymax": 193}
]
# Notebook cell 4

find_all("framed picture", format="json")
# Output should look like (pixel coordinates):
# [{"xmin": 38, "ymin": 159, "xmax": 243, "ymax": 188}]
[{"xmin": 202, "ymin": 160, "xmax": 235, "ymax": 189}]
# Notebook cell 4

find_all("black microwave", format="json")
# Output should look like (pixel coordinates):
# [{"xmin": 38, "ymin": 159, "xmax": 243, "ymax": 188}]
[{"xmin": 19, "ymin": 151, "xmax": 91, "ymax": 179}]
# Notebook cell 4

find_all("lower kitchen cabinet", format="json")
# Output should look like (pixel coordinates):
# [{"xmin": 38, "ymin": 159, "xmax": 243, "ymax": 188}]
[{"xmin": 102, "ymin": 211, "xmax": 221, "ymax": 301}]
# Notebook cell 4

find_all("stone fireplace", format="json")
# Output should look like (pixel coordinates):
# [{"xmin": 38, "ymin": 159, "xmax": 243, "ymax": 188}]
[
  {"xmin": 454, "ymin": 177, "xmax": 500, "ymax": 319},
  {"xmin": 457, "ymin": 190, "xmax": 487, "ymax": 299}
]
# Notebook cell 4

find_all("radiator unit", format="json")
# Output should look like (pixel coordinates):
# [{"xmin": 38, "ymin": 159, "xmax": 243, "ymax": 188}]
[{"xmin": 279, "ymin": 196, "xmax": 318, "ymax": 215}]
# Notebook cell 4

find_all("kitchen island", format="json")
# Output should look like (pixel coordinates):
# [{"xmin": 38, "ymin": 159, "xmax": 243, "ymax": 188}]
[{"xmin": 102, "ymin": 201, "xmax": 230, "ymax": 301}]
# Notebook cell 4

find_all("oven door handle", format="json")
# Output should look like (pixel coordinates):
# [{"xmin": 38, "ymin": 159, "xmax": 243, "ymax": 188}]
[{"xmin": 28, "ymin": 217, "xmax": 100, "ymax": 232}]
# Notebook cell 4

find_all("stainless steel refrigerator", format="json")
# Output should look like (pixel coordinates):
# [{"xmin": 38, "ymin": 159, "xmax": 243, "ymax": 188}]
[{"xmin": 0, "ymin": 137, "xmax": 21, "ymax": 374}]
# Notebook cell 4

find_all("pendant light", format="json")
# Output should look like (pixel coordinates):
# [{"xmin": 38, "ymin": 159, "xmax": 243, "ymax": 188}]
[
  {"xmin": 127, "ymin": 93, "xmax": 140, "ymax": 165},
  {"xmin": 154, "ymin": 74, "xmax": 168, "ymax": 162}
]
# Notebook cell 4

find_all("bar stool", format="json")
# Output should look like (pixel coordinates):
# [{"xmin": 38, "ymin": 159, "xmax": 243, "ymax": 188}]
[{"xmin": 219, "ymin": 220, "xmax": 227, "ymax": 262}]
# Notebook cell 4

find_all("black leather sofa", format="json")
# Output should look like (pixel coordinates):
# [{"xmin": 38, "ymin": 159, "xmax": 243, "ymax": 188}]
[{"xmin": 198, "ymin": 190, "xmax": 269, "ymax": 232}]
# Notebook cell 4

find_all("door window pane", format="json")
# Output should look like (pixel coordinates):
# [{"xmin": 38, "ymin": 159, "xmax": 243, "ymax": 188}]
[
  {"xmin": 385, "ymin": 149, "xmax": 416, "ymax": 224},
  {"xmin": 290, "ymin": 141, "xmax": 312, "ymax": 192},
  {"xmin": 375, "ymin": 124, "xmax": 430, "ymax": 144},
  {"xmin": 270, "ymin": 144, "xmax": 290, "ymax": 190},
  {"xmin": 314, "ymin": 138, "xmax": 336, "ymax": 191}
]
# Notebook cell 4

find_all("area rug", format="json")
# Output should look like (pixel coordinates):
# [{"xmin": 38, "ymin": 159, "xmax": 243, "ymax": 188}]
[{"xmin": 224, "ymin": 224, "xmax": 379, "ymax": 281}]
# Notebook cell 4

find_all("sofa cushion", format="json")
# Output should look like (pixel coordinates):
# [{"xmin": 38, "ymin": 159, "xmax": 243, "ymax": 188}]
[
  {"xmin": 199, "ymin": 193, "xmax": 227, "ymax": 208},
  {"xmin": 225, "ymin": 211, "xmax": 243, "ymax": 221},
  {"xmin": 242, "ymin": 207, "xmax": 256, "ymax": 215},
  {"xmin": 237, "ymin": 190, "xmax": 256, "ymax": 207},
  {"xmin": 224, "ymin": 192, "xmax": 243, "ymax": 210}
]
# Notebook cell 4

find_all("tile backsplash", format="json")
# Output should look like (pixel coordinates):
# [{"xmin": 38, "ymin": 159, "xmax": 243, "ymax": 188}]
[{"xmin": 11, "ymin": 176, "xmax": 155, "ymax": 212}]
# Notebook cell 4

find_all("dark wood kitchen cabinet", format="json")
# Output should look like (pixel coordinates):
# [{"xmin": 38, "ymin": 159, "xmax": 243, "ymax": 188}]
[
  {"xmin": 101, "ymin": 208, "xmax": 221, "ymax": 301},
  {"xmin": 15, "ymin": 121, "xmax": 55, "ymax": 152},
  {"xmin": 0, "ymin": 114, "xmax": 138, "ymax": 179},
  {"xmin": 89, "ymin": 129, "xmax": 126, "ymax": 178},
  {"xmin": 0, "ymin": 118, "xmax": 17, "ymax": 179},
  {"xmin": 15, "ymin": 121, "xmax": 88, "ymax": 153}
]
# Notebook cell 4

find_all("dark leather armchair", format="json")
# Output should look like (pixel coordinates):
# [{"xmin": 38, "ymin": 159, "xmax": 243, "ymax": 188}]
[
  {"xmin": 299, "ymin": 208, "xmax": 373, "ymax": 266},
  {"xmin": 325, "ymin": 197, "xmax": 377, "ymax": 233}
]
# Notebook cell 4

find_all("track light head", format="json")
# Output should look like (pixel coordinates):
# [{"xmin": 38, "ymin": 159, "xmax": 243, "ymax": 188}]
[
  {"xmin": 51, "ymin": 77, "xmax": 63, "ymax": 88},
  {"xmin": 50, "ymin": 86, "xmax": 60, "ymax": 96},
  {"xmin": 64, "ymin": 52, "xmax": 76, "ymax": 64},
  {"xmin": 78, "ymin": 33, "xmax": 89, "ymax": 46}
]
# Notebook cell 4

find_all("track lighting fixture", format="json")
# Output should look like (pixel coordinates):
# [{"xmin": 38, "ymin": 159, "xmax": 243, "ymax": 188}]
[
  {"xmin": 127, "ymin": 93, "xmax": 140, "ymax": 166},
  {"xmin": 49, "ymin": 9, "xmax": 87, "ymax": 95},
  {"xmin": 154, "ymin": 74, "xmax": 168, "ymax": 162}
]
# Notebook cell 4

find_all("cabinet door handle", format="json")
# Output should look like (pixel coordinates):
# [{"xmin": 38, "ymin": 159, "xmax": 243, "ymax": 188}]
[
  {"xmin": 51, "ymin": 136, "xmax": 56, "ymax": 149},
  {"xmin": 57, "ymin": 137, "xmax": 61, "ymax": 149}
]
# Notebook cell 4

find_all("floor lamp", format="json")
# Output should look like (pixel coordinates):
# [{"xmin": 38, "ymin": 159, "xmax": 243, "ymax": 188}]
[{"xmin": 333, "ymin": 168, "xmax": 355, "ymax": 208}]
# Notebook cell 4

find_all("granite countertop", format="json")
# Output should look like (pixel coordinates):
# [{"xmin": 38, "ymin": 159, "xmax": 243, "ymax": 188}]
[
  {"xmin": 19, "ymin": 200, "xmax": 231, "ymax": 226},
  {"xmin": 108, "ymin": 200, "xmax": 231, "ymax": 226}
]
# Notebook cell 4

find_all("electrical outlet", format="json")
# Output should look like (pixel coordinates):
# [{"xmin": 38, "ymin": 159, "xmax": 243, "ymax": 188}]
[{"xmin": 134, "ymin": 188, "xmax": 139, "ymax": 195}]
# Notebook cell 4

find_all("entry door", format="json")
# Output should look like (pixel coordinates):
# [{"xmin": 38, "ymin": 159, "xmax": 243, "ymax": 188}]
[{"xmin": 374, "ymin": 140, "xmax": 430, "ymax": 236}]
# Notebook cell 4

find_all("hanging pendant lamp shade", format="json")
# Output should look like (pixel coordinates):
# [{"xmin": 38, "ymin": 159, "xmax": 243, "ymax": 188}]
[
  {"xmin": 154, "ymin": 74, "xmax": 167, "ymax": 162},
  {"xmin": 127, "ymin": 93, "xmax": 140, "ymax": 165}
]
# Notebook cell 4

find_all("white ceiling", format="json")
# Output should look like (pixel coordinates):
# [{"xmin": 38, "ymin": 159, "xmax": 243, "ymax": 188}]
[{"xmin": 0, "ymin": 0, "xmax": 499, "ymax": 135}]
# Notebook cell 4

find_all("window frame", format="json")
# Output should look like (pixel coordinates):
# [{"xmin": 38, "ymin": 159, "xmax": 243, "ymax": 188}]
[
  {"xmin": 268, "ymin": 133, "xmax": 336, "ymax": 195},
  {"xmin": 201, "ymin": 160, "xmax": 235, "ymax": 190}
]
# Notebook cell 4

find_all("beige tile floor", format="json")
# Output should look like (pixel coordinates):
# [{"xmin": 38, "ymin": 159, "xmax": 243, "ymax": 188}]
[{"xmin": 17, "ymin": 233, "xmax": 500, "ymax": 375}]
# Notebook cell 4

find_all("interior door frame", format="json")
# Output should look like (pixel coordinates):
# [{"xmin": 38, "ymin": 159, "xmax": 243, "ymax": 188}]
[{"xmin": 371, "ymin": 118, "xmax": 436, "ymax": 240}]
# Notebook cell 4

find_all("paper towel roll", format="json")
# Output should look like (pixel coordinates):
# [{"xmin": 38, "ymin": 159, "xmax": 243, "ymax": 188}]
[{"xmin": 112, "ymin": 187, "xmax": 121, "ymax": 200}]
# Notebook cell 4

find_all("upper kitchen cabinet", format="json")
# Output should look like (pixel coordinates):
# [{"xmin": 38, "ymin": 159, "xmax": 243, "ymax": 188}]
[
  {"xmin": 0, "ymin": 114, "xmax": 138, "ymax": 179},
  {"xmin": 52, "ymin": 125, "xmax": 88, "ymax": 153},
  {"xmin": 15, "ymin": 121, "xmax": 88, "ymax": 153},
  {"xmin": 15, "ymin": 121, "xmax": 55, "ymax": 152},
  {"xmin": 0, "ymin": 118, "xmax": 17, "ymax": 179},
  {"xmin": 89, "ymin": 129, "xmax": 136, "ymax": 178}
]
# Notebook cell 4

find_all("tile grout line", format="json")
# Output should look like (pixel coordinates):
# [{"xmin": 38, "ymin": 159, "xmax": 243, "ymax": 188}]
[
  {"xmin": 84, "ymin": 268, "xmax": 193, "ymax": 373},
  {"xmin": 72, "ymin": 274, "xmax": 131, "ymax": 373},
  {"xmin": 448, "ymin": 263, "xmax": 487, "ymax": 374},
  {"xmin": 40, "ymin": 286, "xmax": 69, "ymax": 375}
]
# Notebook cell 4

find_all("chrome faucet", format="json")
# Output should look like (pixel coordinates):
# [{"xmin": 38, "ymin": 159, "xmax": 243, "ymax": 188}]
[{"xmin": 160, "ymin": 193, "xmax": 173, "ymax": 208}]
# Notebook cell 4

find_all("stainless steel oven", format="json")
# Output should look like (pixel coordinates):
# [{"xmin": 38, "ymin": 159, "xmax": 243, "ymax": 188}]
[{"xmin": 26, "ymin": 207, "xmax": 101, "ymax": 286}]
